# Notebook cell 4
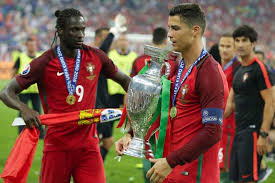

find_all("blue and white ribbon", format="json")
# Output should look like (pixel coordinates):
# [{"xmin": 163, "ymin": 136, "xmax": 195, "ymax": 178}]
[
  {"xmin": 56, "ymin": 45, "xmax": 81, "ymax": 95},
  {"xmin": 172, "ymin": 49, "xmax": 208, "ymax": 106}
]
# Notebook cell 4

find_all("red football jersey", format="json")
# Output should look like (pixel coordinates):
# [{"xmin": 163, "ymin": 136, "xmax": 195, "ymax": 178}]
[
  {"xmin": 166, "ymin": 55, "xmax": 229, "ymax": 183},
  {"xmin": 222, "ymin": 59, "xmax": 240, "ymax": 133},
  {"xmin": 130, "ymin": 54, "xmax": 151, "ymax": 77},
  {"xmin": 16, "ymin": 45, "xmax": 118, "ymax": 151}
]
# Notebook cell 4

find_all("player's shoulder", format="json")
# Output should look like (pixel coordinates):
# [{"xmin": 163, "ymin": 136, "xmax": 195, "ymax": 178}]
[
  {"xmin": 82, "ymin": 44, "xmax": 107, "ymax": 58},
  {"xmin": 198, "ymin": 54, "xmax": 220, "ymax": 71},
  {"xmin": 135, "ymin": 54, "xmax": 150, "ymax": 62},
  {"xmin": 32, "ymin": 48, "xmax": 56, "ymax": 65},
  {"xmin": 82, "ymin": 44, "xmax": 101, "ymax": 53}
]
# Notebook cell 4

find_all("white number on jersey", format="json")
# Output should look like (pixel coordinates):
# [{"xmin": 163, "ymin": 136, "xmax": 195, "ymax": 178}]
[{"xmin": 76, "ymin": 85, "xmax": 84, "ymax": 102}]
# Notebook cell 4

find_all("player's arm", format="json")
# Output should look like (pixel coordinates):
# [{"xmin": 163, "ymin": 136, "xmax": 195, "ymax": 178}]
[
  {"xmin": 256, "ymin": 63, "xmax": 274, "ymax": 155},
  {"xmin": 12, "ymin": 57, "xmax": 20, "ymax": 77},
  {"xmin": 111, "ymin": 68, "xmax": 131, "ymax": 92},
  {"xmin": 99, "ymin": 33, "xmax": 114, "ymax": 53},
  {"xmin": 258, "ymin": 87, "xmax": 274, "ymax": 155},
  {"xmin": 224, "ymin": 88, "xmax": 235, "ymax": 118},
  {"xmin": 0, "ymin": 79, "xmax": 41, "ymax": 128},
  {"xmin": 100, "ymin": 13, "xmax": 126, "ymax": 53},
  {"xmin": 97, "ymin": 48, "xmax": 131, "ymax": 92},
  {"xmin": 260, "ymin": 88, "xmax": 274, "ymax": 133}
]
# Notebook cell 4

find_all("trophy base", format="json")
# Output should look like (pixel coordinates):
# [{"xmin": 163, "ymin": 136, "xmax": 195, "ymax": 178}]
[{"xmin": 123, "ymin": 137, "xmax": 144, "ymax": 158}]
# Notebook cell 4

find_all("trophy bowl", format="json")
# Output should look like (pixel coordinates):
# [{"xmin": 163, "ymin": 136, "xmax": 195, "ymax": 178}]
[
  {"xmin": 123, "ymin": 45, "xmax": 181, "ymax": 159},
  {"xmin": 123, "ymin": 45, "xmax": 166, "ymax": 159}
]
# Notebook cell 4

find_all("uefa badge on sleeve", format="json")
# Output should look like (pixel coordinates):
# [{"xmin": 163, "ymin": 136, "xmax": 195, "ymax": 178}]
[{"xmin": 21, "ymin": 64, "xmax": 31, "ymax": 75}]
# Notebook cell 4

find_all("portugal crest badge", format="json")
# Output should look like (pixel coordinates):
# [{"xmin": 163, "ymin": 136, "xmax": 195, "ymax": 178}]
[{"xmin": 86, "ymin": 63, "xmax": 96, "ymax": 80}]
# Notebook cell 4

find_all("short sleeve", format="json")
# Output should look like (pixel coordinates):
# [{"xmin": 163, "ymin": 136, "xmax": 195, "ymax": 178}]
[
  {"xmin": 255, "ymin": 61, "xmax": 273, "ymax": 91},
  {"xmin": 130, "ymin": 59, "xmax": 139, "ymax": 77},
  {"xmin": 15, "ymin": 50, "xmax": 52, "ymax": 89}
]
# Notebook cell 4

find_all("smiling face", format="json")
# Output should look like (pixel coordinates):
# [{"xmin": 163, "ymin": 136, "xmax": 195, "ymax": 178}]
[
  {"xmin": 168, "ymin": 15, "xmax": 194, "ymax": 54},
  {"xmin": 234, "ymin": 36, "xmax": 255, "ymax": 58},
  {"xmin": 59, "ymin": 16, "xmax": 86, "ymax": 49},
  {"xmin": 219, "ymin": 36, "xmax": 235, "ymax": 62}
]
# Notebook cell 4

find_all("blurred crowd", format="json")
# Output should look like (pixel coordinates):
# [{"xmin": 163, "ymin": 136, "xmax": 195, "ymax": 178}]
[{"xmin": 0, "ymin": 0, "xmax": 274, "ymax": 64}]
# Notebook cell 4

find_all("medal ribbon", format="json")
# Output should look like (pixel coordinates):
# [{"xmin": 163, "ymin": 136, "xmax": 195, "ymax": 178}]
[
  {"xmin": 56, "ymin": 45, "xmax": 81, "ymax": 96},
  {"xmin": 172, "ymin": 49, "xmax": 207, "ymax": 106},
  {"xmin": 223, "ymin": 56, "xmax": 237, "ymax": 71}
]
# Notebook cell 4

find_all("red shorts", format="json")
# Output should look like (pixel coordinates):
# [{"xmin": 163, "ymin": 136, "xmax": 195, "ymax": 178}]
[
  {"xmin": 40, "ymin": 146, "xmax": 105, "ymax": 183},
  {"xmin": 219, "ymin": 131, "xmax": 235, "ymax": 169}
]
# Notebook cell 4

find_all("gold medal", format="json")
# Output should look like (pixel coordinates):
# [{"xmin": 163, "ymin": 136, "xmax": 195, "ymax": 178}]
[
  {"xmin": 170, "ymin": 106, "xmax": 177, "ymax": 118},
  {"xmin": 66, "ymin": 94, "xmax": 76, "ymax": 105}
]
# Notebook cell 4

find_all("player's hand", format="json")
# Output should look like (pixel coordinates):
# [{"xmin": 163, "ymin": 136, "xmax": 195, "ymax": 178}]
[
  {"xmin": 257, "ymin": 136, "xmax": 268, "ymax": 155},
  {"xmin": 146, "ymin": 158, "xmax": 172, "ymax": 183},
  {"xmin": 115, "ymin": 133, "xmax": 132, "ymax": 155},
  {"xmin": 20, "ymin": 104, "xmax": 41, "ymax": 129},
  {"xmin": 109, "ymin": 13, "xmax": 127, "ymax": 36}
]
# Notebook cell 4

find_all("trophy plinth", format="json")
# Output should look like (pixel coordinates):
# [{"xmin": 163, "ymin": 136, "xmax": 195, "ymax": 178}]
[{"xmin": 123, "ymin": 137, "xmax": 144, "ymax": 158}]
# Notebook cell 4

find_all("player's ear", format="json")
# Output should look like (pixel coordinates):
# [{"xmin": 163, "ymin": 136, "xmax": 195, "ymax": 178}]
[
  {"xmin": 57, "ymin": 28, "xmax": 63, "ymax": 37},
  {"xmin": 192, "ymin": 25, "xmax": 201, "ymax": 37}
]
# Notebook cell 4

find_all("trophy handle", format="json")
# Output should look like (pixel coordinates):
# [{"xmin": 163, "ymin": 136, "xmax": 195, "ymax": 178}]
[{"xmin": 162, "ymin": 62, "xmax": 171, "ymax": 78}]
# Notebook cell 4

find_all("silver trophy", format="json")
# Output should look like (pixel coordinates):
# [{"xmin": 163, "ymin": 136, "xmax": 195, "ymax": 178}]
[{"xmin": 124, "ymin": 45, "xmax": 180, "ymax": 159}]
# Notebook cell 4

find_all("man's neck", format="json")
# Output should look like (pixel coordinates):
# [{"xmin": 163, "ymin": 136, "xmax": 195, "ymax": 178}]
[
  {"xmin": 60, "ymin": 44, "xmax": 77, "ymax": 58},
  {"xmin": 221, "ymin": 57, "xmax": 234, "ymax": 67},
  {"xmin": 118, "ymin": 48, "xmax": 129, "ymax": 55},
  {"xmin": 181, "ymin": 40, "xmax": 204, "ymax": 68},
  {"xmin": 241, "ymin": 53, "xmax": 255, "ymax": 66},
  {"xmin": 27, "ymin": 51, "xmax": 36, "ymax": 58},
  {"xmin": 152, "ymin": 43, "xmax": 166, "ymax": 49},
  {"xmin": 94, "ymin": 40, "xmax": 100, "ymax": 48}
]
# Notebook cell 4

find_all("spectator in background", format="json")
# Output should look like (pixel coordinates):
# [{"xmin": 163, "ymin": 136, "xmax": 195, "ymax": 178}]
[
  {"xmin": 218, "ymin": 32, "xmax": 240, "ymax": 183},
  {"xmin": 130, "ymin": 27, "xmax": 167, "ymax": 77},
  {"xmin": 12, "ymin": 36, "xmax": 44, "ymax": 139},
  {"xmin": 225, "ymin": 25, "xmax": 274, "ymax": 183},
  {"xmin": 208, "ymin": 43, "xmax": 221, "ymax": 65},
  {"xmin": 255, "ymin": 50, "xmax": 265, "ymax": 62},
  {"xmin": 107, "ymin": 33, "xmax": 137, "ymax": 108},
  {"xmin": 94, "ymin": 14, "xmax": 128, "ymax": 161},
  {"xmin": 93, "ymin": 27, "xmax": 114, "ymax": 162}
]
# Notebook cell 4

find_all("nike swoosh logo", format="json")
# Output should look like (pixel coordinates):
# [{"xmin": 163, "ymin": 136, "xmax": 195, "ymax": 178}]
[
  {"xmin": 57, "ymin": 72, "xmax": 64, "ymax": 76},
  {"xmin": 241, "ymin": 174, "xmax": 251, "ymax": 178}
]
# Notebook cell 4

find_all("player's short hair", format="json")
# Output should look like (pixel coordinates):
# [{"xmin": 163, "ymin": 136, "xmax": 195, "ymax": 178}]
[
  {"xmin": 233, "ymin": 25, "xmax": 258, "ymax": 43},
  {"xmin": 169, "ymin": 3, "xmax": 206, "ymax": 35},
  {"xmin": 26, "ymin": 36, "xmax": 35, "ymax": 43},
  {"xmin": 152, "ymin": 27, "xmax": 167, "ymax": 45},
  {"xmin": 208, "ymin": 43, "xmax": 221, "ymax": 65},
  {"xmin": 220, "ymin": 32, "xmax": 233, "ymax": 38},
  {"xmin": 95, "ymin": 27, "xmax": 110, "ymax": 37},
  {"xmin": 55, "ymin": 8, "xmax": 83, "ymax": 30}
]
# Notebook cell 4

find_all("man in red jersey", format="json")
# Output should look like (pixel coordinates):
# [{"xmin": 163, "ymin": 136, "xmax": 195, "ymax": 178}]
[
  {"xmin": 130, "ymin": 27, "xmax": 168, "ymax": 77},
  {"xmin": 116, "ymin": 3, "xmax": 229, "ymax": 183},
  {"xmin": 226, "ymin": 25, "xmax": 274, "ymax": 183},
  {"xmin": 218, "ymin": 33, "xmax": 240, "ymax": 183},
  {"xmin": 0, "ymin": 8, "xmax": 130, "ymax": 183}
]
